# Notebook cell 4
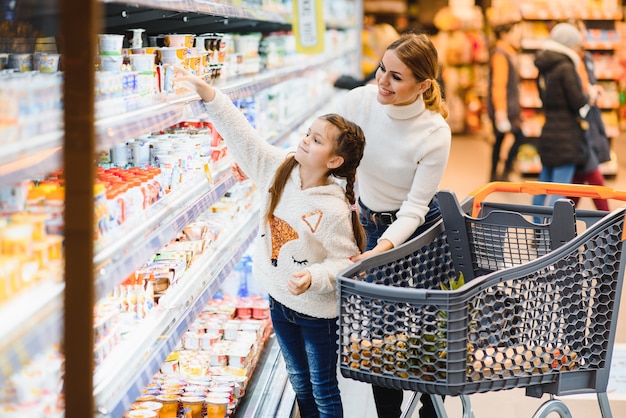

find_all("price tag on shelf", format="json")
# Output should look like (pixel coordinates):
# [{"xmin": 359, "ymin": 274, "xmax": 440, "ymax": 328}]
[
  {"xmin": 204, "ymin": 162, "xmax": 213, "ymax": 185},
  {"xmin": 293, "ymin": 0, "xmax": 324, "ymax": 54}
]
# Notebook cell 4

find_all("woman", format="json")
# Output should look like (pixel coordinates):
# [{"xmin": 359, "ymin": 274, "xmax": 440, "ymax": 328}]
[
  {"xmin": 566, "ymin": 18, "xmax": 611, "ymax": 211},
  {"xmin": 333, "ymin": 31, "xmax": 451, "ymax": 418},
  {"xmin": 532, "ymin": 22, "xmax": 601, "ymax": 208}
]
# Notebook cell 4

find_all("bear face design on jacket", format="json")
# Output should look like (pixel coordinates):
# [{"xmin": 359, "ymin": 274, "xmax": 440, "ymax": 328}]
[{"xmin": 269, "ymin": 210, "xmax": 322, "ymax": 267}]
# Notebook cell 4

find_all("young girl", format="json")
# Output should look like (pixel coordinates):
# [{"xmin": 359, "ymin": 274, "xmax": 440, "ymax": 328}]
[{"xmin": 173, "ymin": 66, "xmax": 366, "ymax": 418}]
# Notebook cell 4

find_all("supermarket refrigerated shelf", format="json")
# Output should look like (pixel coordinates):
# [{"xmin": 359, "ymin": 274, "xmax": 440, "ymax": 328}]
[
  {"xmin": 0, "ymin": 131, "xmax": 63, "ymax": 186},
  {"xmin": 92, "ymin": 65, "xmax": 343, "ymax": 302},
  {"xmin": 95, "ymin": 50, "xmax": 351, "ymax": 150},
  {"xmin": 93, "ymin": 207, "xmax": 259, "ymax": 417},
  {"xmin": 93, "ymin": 166, "xmax": 236, "ymax": 301},
  {"xmin": 89, "ymin": 76, "xmax": 343, "ymax": 416},
  {"xmin": 0, "ymin": 281, "xmax": 64, "ymax": 385},
  {"xmin": 4, "ymin": 50, "xmax": 354, "ymax": 188}
]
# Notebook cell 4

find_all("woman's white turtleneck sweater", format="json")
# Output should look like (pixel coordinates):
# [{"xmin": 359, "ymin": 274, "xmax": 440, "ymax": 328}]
[{"xmin": 333, "ymin": 84, "xmax": 451, "ymax": 247}]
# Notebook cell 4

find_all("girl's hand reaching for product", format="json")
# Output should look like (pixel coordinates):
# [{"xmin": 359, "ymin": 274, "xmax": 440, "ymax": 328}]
[
  {"xmin": 171, "ymin": 65, "xmax": 216, "ymax": 102},
  {"xmin": 288, "ymin": 270, "xmax": 312, "ymax": 295},
  {"xmin": 231, "ymin": 162, "xmax": 249, "ymax": 182}
]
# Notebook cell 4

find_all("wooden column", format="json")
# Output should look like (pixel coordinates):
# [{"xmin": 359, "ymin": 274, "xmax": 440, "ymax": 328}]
[{"xmin": 60, "ymin": 0, "xmax": 101, "ymax": 416}]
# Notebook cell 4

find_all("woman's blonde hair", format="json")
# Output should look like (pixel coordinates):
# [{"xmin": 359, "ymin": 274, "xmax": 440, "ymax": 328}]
[{"xmin": 387, "ymin": 33, "xmax": 448, "ymax": 118}]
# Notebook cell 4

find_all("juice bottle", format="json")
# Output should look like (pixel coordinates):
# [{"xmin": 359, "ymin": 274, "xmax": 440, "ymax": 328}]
[
  {"xmin": 155, "ymin": 394, "xmax": 179, "ymax": 418},
  {"xmin": 204, "ymin": 395, "xmax": 228, "ymax": 418},
  {"xmin": 180, "ymin": 396, "xmax": 204, "ymax": 418}
]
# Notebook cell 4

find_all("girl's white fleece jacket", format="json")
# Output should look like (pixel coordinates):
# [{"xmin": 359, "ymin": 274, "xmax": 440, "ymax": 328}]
[{"xmin": 203, "ymin": 90, "xmax": 360, "ymax": 319}]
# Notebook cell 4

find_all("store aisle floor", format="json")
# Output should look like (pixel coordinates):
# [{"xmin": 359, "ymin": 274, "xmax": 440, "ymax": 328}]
[{"xmin": 337, "ymin": 132, "xmax": 626, "ymax": 418}]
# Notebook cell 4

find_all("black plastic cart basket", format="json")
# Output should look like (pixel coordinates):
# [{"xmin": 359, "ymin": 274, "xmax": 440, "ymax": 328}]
[{"xmin": 337, "ymin": 182, "xmax": 626, "ymax": 418}]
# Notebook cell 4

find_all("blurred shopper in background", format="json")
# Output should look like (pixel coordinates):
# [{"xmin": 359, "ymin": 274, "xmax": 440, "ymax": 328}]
[
  {"xmin": 361, "ymin": 21, "xmax": 401, "ymax": 78},
  {"xmin": 486, "ymin": 14, "xmax": 525, "ymax": 182},
  {"xmin": 531, "ymin": 22, "xmax": 602, "ymax": 208},
  {"xmin": 565, "ymin": 18, "xmax": 611, "ymax": 211},
  {"xmin": 334, "ymin": 22, "xmax": 400, "ymax": 90}
]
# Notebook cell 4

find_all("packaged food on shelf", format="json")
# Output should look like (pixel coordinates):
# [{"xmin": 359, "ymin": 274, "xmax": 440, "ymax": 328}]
[
  {"xmin": 98, "ymin": 34, "xmax": 125, "ymax": 56},
  {"xmin": 0, "ymin": 346, "xmax": 64, "ymax": 416},
  {"xmin": 125, "ymin": 294, "xmax": 270, "ymax": 417},
  {"xmin": 0, "ymin": 71, "xmax": 63, "ymax": 143},
  {"xmin": 35, "ymin": 52, "xmax": 61, "ymax": 73}
]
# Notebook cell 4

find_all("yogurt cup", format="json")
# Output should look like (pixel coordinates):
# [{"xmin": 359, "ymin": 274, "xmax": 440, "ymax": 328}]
[
  {"xmin": 204, "ymin": 395, "xmax": 228, "ymax": 418},
  {"xmin": 131, "ymin": 401, "xmax": 163, "ymax": 415},
  {"xmin": 37, "ymin": 53, "xmax": 61, "ymax": 72},
  {"xmin": 180, "ymin": 396, "xmax": 204, "ymax": 418},
  {"xmin": 165, "ymin": 34, "xmax": 194, "ymax": 48},
  {"xmin": 130, "ymin": 53, "xmax": 155, "ymax": 72},
  {"xmin": 8, "ymin": 53, "xmax": 32, "ymax": 72},
  {"xmin": 99, "ymin": 54, "xmax": 123, "ymax": 72},
  {"xmin": 185, "ymin": 54, "xmax": 202, "ymax": 76},
  {"xmin": 130, "ymin": 140, "xmax": 151, "ymax": 166},
  {"xmin": 158, "ymin": 47, "xmax": 186, "ymax": 65},
  {"xmin": 98, "ymin": 34, "xmax": 125, "ymax": 55},
  {"xmin": 155, "ymin": 394, "xmax": 180, "ymax": 418}
]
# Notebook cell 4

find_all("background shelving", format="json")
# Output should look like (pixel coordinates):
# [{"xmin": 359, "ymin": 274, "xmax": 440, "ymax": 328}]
[{"xmin": 433, "ymin": 5, "xmax": 490, "ymax": 135}]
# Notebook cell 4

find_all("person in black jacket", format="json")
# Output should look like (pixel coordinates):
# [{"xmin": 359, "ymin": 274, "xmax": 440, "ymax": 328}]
[
  {"xmin": 531, "ymin": 22, "xmax": 602, "ymax": 208},
  {"xmin": 565, "ymin": 18, "xmax": 611, "ymax": 211}
]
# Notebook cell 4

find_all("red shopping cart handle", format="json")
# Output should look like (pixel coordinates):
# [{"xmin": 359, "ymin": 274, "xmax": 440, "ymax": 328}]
[{"xmin": 468, "ymin": 181, "xmax": 626, "ymax": 218}]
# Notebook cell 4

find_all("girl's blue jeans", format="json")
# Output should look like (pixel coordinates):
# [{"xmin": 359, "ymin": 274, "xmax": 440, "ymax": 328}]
[{"xmin": 269, "ymin": 296, "xmax": 343, "ymax": 418}]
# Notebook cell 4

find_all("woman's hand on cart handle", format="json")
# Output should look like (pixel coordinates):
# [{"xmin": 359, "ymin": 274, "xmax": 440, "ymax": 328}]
[
  {"xmin": 350, "ymin": 239, "xmax": 394, "ymax": 262},
  {"xmin": 231, "ymin": 162, "xmax": 249, "ymax": 182}
]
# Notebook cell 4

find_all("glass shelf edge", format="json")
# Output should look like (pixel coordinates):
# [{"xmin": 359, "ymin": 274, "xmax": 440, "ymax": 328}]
[{"xmin": 0, "ymin": 282, "xmax": 64, "ymax": 385}]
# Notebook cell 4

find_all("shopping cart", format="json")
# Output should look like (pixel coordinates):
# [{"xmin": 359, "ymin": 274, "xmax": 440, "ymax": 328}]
[{"xmin": 337, "ymin": 182, "xmax": 626, "ymax": 418}]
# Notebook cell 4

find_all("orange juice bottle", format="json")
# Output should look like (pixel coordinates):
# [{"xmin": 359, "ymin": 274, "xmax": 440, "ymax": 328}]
[
  {"xmin": 180, "ymin": 396, "xmax": 204, "ymax": 418},
  {"xmin": 155, "ymin": 394, "xmax": 179, "ymax": 418}
]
